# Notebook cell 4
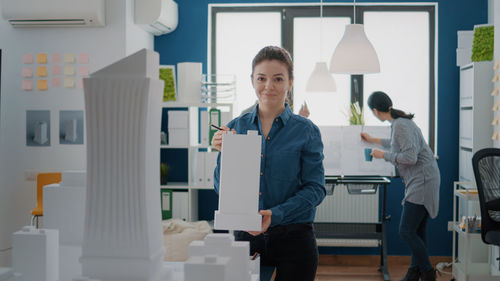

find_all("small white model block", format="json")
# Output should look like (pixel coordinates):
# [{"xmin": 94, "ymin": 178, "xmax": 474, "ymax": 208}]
[
  {"xmin": 12, "ymin": 226, "xmax": 59, "ymax": 281},
  {"xmin": 44, "ymin": 171, "xmax": 86, "ymax": 246},
  {"xmin": 188, "ymin": 234, "xmax": 254, "ymax": 281},
  {"xmin": 168, "ymin": 128, "xmax": 188, "ymax": 146},
  {"xmin": 65, "ymin": 119, "xmax": 78, "ymax": 142},
  {"xmin": 33, "ymin": 121, "xmax": 48, "ymax": 144},
  {"xmin": 184, "ymin": 255, "xmax": 230, "ymax": 281},
  {"xmin": 215, "ymin": 130, "xmax": 261, "ymax": 231},
  {"xmin": 81, "ymin": 49, "xmax": 167, "ymax": 281}
]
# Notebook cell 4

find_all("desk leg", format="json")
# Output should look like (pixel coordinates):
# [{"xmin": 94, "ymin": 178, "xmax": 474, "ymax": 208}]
[{"xmin": 380, "ymin": 183, "xmax": 390, "ymax": 281}]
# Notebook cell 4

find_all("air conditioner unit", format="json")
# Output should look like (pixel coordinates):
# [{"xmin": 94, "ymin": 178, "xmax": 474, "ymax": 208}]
[
  {"xmin": 1, "ymin": 0, "xmax": 105, "ymax": 27},
  {"xmin": 135, "ymin": 0, "xmax": 178, "ymax": 36}
]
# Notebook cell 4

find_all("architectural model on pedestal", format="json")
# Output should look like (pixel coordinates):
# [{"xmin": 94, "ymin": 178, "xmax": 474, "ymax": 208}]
[
  {"xmin": 214, "ymin": 131, "xmax": 262, "ymax": 231},
  {"xmin": 79, "ymin": 49, "xmax": 167, "ymax": 281}
]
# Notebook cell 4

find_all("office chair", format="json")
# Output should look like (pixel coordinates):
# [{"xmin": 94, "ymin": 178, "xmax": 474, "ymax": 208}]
[
  {"xmin": 30, "ymin": 172, "xmax": 62, "ymax": 228},
  {"xmin": 472, "ymin": 148, "xmax": 500, "ymax": 246}
]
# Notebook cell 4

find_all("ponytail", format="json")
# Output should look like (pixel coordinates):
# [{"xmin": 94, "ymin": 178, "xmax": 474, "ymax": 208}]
[{"xmin": 390, "ymin": 108, "xmax": 414, "ymax": 120}]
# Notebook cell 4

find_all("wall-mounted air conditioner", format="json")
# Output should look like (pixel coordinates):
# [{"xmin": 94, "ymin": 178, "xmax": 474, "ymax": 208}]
[
  {"xmin": 1, "ymin": 0, "xmax": 105, "ymax": 27},
  {"xmin": 135, "ymin": 0, "xmax": 178, "ymax": 36}
]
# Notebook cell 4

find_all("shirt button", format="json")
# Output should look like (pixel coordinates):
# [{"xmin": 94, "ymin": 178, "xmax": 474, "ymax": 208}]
[
  {"xmin": 259, "ymin": 192, "xmax": 262, "ymax": 195},
  {"xmin": 261, "ymin": 154, "xmax": 264, "ymax": 158},
  {"xmin": 267, "ymin": 136, "xmax": 271, "ymax": 140},
  {"xmin": 260, "ymin": 172, "xmax": 263, "ymax": 176},
  {"xmin": 275, "ymin": 119, "xmax": 278, "ymax": 122}
]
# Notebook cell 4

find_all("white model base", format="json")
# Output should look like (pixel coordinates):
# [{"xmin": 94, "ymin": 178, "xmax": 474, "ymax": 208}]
[
  {"xmin": 214, "ymin": 211, "xmax": 261, "ymax": 231},
  {"xmin": 75, "ymin": 265, "xmax": 173, "ymax": 281}
]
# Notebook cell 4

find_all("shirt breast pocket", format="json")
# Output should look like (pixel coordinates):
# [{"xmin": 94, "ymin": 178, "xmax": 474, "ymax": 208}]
[{"xmin": 270, "ymin": 150, "xmax": 301, "ymax": 182}]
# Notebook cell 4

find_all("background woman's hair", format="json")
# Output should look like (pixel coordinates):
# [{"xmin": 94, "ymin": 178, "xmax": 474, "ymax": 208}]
[
  {"xmin": 251, "ymin": 46, "xmax": 294, "ymax": 79},
  {"xmin": 367, "ymin": 91, "xmax": 414, "ymax": 120}
]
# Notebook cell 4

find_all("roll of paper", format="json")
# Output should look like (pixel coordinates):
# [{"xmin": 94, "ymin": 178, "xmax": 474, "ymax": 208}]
[{"xmin": 177, "ymin": 62, "xmax": 202, "ymax": 103}]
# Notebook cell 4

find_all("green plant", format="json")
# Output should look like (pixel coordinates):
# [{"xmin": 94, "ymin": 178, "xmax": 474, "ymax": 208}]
[
  {"xmin": 160, "ymin": 163, "xmax": 170, "ymax": 185},
  {"xmin": 348, "ymin": 101, "xmax": 364, "ymax": 125},
  {"xmin": 159, "ymin": 68, "xmax": 176, "ymax": 102},
  {"xmin": 471, "ymin": 25, "xmax": 494, "ymax": 62}
]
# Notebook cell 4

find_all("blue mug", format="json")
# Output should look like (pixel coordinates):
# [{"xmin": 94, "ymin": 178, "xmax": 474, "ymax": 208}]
[{"xmin": 364, "ymin": 148, "xmax": 373, "ymax": 162}]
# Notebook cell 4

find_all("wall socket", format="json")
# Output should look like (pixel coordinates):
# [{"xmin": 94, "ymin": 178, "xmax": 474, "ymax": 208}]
[
  {"xmin": 448, "ymin": 221, "xmax": 455, "ymax": 231},
  {"xmin": 24, "ymin": 171, "xmax": 37, "ymax": 181}
]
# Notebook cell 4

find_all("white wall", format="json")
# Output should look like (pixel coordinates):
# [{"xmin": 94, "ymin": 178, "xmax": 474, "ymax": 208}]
[
  {"xmin": 492, "ymin": 0, "xmax": 500, "ymax": 148},
  {"xmin": 0, "ymin": 0, "xmax": 153, "ymax": 266}
]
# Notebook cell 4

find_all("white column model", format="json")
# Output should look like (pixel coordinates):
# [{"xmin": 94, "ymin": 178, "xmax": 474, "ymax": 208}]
[
  {"xmin": 214, "ymin": 130, "xmax": 262, "ymax": 231},
  {"xmin": 80, "ymin": 49, "xmax": 167, "ymax": 281}
]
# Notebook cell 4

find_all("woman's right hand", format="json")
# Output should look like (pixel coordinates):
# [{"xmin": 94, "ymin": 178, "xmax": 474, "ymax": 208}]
[
  {"xmin": 360, "ymin": 132, "xmax": 374, "ymax": 143},
  {"xmin": 211, "ymin": 125, "xmax": 236, "ymax": 151}
]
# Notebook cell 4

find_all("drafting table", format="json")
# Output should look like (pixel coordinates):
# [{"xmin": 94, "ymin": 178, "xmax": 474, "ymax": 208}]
[{"xmin": 314, "ymin": 175, "xmax": 392, "ymax": 281}]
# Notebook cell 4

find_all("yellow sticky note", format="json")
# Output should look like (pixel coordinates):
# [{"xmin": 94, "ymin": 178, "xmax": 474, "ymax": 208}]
[
  {"xmin": 36, "ymin": 66, "xmax": 47, "ymax": 77},
  {"xmin": 493, "ymin": 101, "xmax": 499, "ymax": 111},
  {"xmin": 491, "ymin": 87, "xmax": 499, "ymax": 96},
  {"xmin": 36, "ymin": 53, "xmax": 47, "ymax": 64},
  {"xmin": 64, "ymin": 53, "xmax": 75, "ymax": 63},
  {"xmin": 64, "ymin": 65, "xmax": 75, "ymax": 76},
  {"xmin": 64, "ymin": 77, "xmax": 75, "ymax": 88},
  {"xmin": 492, "ymin": 131, "xmax": 499, "ymax": 140},
  {"xmin": 493, "ymin": 73, "xmax": 499, "ymax": 83},
  {"xmin": 492, "ymin": 116, "xmax": 499, "ymax": 125},
  {"xmin": 495, "ymin": 59, "xmax": 499, "ymax": 70},
  {"xmin": 37, "ymin": 80, "xmax": 48, "ymax": 91}
]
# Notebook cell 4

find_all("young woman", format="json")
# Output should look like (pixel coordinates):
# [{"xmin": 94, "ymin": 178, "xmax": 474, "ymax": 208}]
[
  {"xmin": 211, "ymin": 46, "xmax": 326, "ymax": 281},
  {"xmin": 360, "ymin": 91, "xmax": 440, "ymax": 281}
]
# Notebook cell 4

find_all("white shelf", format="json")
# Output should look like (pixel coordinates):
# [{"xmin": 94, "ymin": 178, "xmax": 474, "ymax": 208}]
[
  {"xmin": 161, "ymin": 101, "xmax": 233, "ymax": 108},
  {"xmin": 453, "ymin": 262, "xmax": 499, "ymax": 281},
  {"xmin": 160, "ymin": 183, "xmax": 189, "ymax": 190},
  {"xmin": 160, "ymin": 145, "xmax": 189, "ymax": 149},
  {"xmin": 453, "ymin": 223, "xmax": 482, "ymax": 238}
]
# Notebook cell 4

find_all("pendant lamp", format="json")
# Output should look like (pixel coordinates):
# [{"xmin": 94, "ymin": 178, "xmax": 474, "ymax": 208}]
[
  {"xmin": 306, "ymin": 0, "xmax": 336, "ymax": 92},
  {"xmin": 329, "ymin": 0, "xmax": 380, "ymax": 74}
]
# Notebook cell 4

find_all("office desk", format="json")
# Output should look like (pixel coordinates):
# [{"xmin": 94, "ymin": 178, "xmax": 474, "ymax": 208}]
[{"xmin": 315, "ymin": 175, "xmax": 391, "ymax": 281}]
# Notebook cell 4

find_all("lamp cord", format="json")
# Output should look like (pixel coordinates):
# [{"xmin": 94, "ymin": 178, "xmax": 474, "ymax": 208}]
[
  {"xmin": 319, "ymin": 0, "xmax": 323, "ymax": 60},
  {"xmin": 0, "ymin": 247, "xmax": 12, "ymax": 252}
]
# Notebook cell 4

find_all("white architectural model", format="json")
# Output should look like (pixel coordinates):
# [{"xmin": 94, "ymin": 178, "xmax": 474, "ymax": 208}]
[
  {"xmin": 79, "ymin": 49, "xmax": 168, "ymax": 281},
  {"xmin": 12, "ymin": 226, "xmax": 59, "ymax": 281},
  {"xmin": 65, "ymin": 119, "xmax": 78, "ymax": 142},
  {"xmin": 186, "ymin": 234, "xmax": 259, "ymax": 281},
  {"xmin": 214, "ymin": 131, "xmax": 262, "ymax": 231},
  {"xmin": 33, "ymin": 121, "xmax": 48, "ymax": 144}
]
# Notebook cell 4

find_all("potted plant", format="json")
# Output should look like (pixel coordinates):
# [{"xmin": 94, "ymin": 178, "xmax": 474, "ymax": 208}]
[{"xmin": 160, "ymin": 163, "xmax": 170, "ymax": 185}]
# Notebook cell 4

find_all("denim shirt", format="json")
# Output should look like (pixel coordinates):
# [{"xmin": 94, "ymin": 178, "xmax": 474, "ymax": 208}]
[{"xmin": 214, "ymin": 104, "xmax": 326, "ymax": 227}]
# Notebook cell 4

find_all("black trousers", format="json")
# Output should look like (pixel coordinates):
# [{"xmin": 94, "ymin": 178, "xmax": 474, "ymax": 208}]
[{"xmin": 234, "ymin": 223, "xmax": 318, "ymax": 281}]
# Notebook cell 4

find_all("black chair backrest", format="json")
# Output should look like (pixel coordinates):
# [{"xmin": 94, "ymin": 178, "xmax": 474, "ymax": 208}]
[{"xmin": 472, "ymin": 148, "xmax": 500, "ymax": 244}]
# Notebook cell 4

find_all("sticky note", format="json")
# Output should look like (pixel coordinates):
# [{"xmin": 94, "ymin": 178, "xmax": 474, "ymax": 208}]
[
  {"xmin": 493, "ymin": 101, "xmax": 499, "ymax": 111},
  {"xmin": 22, "ymin": 67, "xmax": 33, "ymax": 78},
  {"xmin": 78, "ymin": 66, "xmax": 89, "ymax": 76},
  {"xmin": 78, "ymin": 53, "xmax": 89, "ymax": 64},
  {"xmin": 492, "ymin": 87, "xmax": 499, "ymax": 96},
  {"xmin": 37, "ymin": 80, "xmax": 48, "ymax": 91},
  {"xmin": 64, "ymin": 65, "xmax": 75, "ymax": 76},
  {"xmin": 36, "ymin": 53, "xmax": 48, "ymax": 64},
  {"xmin": 52, "ymin": 65, "xmax": 62, "ymax": 75},
  {"xmin": 36, "ymin": 66, "xmax": 47, "ymax": 77},
  {"xmin": 52, "ymin": 77, "xmax": 61, "ymax": 87},
  {"xmin": 64, "ymin": 53, "xmax": 75, "ymax": 63},
  {"xmin": 493, "ymin": 73, "xmax": 499, "ymax": 83},
  {"xmin": 52, "ymin": 53, "xmax": 62, "ymax": 63},
  {"xmin": 495, "ymin": 59, "xmax": 499, "ymax": 70},
  {"xmin": 64, "ymin": 77, "xmax": 75, "ymax": 88},
  {"xmin": 22, "ymin": 80, "xmax": 32, "ymax": 91},
  {"xmin": 23, "ymin": 54, "xmax": 33, "ymax": 64},
  {"xmin": 492, "ymin": 116, "xmax": 499, "ymax": 125},
  {"xmin": 493, "ymin": 131, "xmax": 499, "ymax": 140}
]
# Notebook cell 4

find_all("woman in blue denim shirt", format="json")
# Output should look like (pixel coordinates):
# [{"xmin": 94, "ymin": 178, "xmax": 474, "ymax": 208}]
[{"xmin": 212, "ymin": 46, "xmax": 326, "ymax": 281}]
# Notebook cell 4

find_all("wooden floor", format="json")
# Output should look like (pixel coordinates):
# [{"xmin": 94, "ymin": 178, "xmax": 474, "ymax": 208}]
[{"xmin": 313, "ymin": 255, "xmax": 453, "ymax": 281}]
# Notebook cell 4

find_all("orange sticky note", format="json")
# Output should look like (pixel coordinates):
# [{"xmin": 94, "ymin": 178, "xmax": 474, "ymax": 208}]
[
  {"xmin": 64, "ymin": 65, "xmax": 75, "ymax": 76},
  {"xmin": 52, "ymin": 77, "xmax": 61, "ymax": 87},
  {"xmin": 37, "ymin": 80, "xmax": 48, "ymax": 91},
  {"xmin": 36, "ymin": 66, "xmax": 47, "ymax": 77},
  {"xmin": 22, "ymin": 67, "xmax": 33, "ymax": 78},
  {"xmin": 22, "ymin": 80, "xmax": 32, "ymax": 91},
  {"xmin": 36, "ymin": 53, "xmax": 48, "ymax": 64},
  {"xmin": 23, "ymin": 54, "xmax": 33, "ymax": 64},
  {"xmin": 78, "ymin": 66, "xmax": 89, "ymax": 76},
  {"xmin": 52, "ymin": 53, "xmax": 62, "ymax": 63},
  {"xmin": 78, "ymin": 53, "xmax": 89, "ymax": 64},
  {"xmin": 52, "ymin": 65, "xmax": 62, "ymax": 75},
  {"xmin": 64, "ymin": 77, "xmax": 75, "ymax": 88},
  {"xmin": 64, "ymin": 53, "xmax": 75, "ymax": 63}
]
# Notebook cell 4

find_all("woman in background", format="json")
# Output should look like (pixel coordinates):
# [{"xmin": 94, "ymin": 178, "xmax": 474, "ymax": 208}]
[
  {"xmin": 360, "ymin": 91, "xmax": 440, "ymax": 281},
  {"xmin": 211, "ymin": 46, "xmax": 325, "ymax": 281}
]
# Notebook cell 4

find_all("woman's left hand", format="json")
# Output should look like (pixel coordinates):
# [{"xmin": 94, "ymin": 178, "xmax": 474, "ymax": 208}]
[
  {"xmin": 248, "ymin": 209, "xmax": 272, "ymax": 236},
  {"xmin": 371, "ymin": 149, "xmax": 385, "ymax": 159}
]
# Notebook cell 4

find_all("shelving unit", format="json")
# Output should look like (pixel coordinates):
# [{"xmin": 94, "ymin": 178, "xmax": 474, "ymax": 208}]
[{"xmin": 160, "ymin": 101, "xmax": 233, "ymax": 221}]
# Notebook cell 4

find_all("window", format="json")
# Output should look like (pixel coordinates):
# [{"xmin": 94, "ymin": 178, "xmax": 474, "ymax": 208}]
[{"xmin": 210, "ymin": 4, "xmax": 436, "ymax": 150}]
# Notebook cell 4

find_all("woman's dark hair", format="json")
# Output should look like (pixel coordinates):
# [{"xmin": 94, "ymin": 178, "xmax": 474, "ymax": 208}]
[
  {"xmin": 251, "ymin": 46, "xmax": 294, "ymax": 80},
  {"xmin": 367, "ymin": 91, "xmax": 414, "ymax": 120}
]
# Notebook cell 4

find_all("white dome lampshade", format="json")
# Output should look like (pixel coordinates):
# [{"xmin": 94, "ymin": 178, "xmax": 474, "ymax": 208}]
[
  {"xmin": 306, "ymin": 61, "xmax": 336, "ymax": 92},
  {"xmin": 330, "ymin": 24, "xmax": 380, "ymax": 74}
]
